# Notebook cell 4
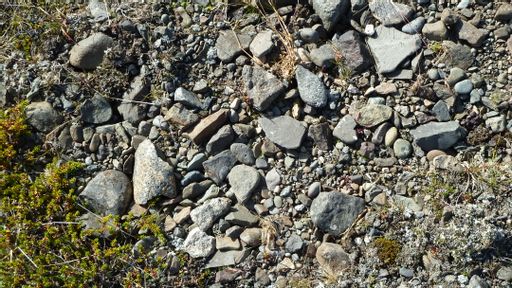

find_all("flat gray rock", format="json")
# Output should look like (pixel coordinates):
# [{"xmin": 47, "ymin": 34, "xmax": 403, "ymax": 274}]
[
  {"xmin": 228, "ymin": 165, "xmax": 260, "ymax": 204},
  {"xmin": 215, "ymin": 30, "xmax": 252, "ymax": 62},
  {"xmin": 190, "ymin": 197, "xmax": 231, "ymax": 231},
  {"xmin": 332, "ymin": 30, "xmax": 372, "ymax": 74},
  {"xmin": 369, "ymin": 0, "xmax": 414, "ymax": 26},
  {"xmin": 203, "ymin": 150, "xmax": 237, "ymax": 185},
  {"xmin": 230, "ymin": 143, "xmax": 255, "ymax": 165},
  {"xmin": 183, "ymin": 227, "xmax": 215, "ymax": 258},
  {"xmin": 295, "ymin": 65, "xmax": 328, "ymax": 108},
  {"xmin": 69, "ymin": 32, "xmax": 113, "ymax": 70},
  {"xmin": 259, "ymin": 116, "xmax": 306, "ymax": 149},
  {"xmin": 133, "ymin": 139, "xmax": 177, "ymax": 205},
  {"xmin": 354, "ymin": 103, "xmax": 393, "ymax": 127},
  {"xmin": 80, "ymin": 170, "xmax": 132, "ymax": 215},
  {"xmin": 312, "ymin": 0, "xmax": 350, "ymax": 31},
  {"xmin": 26, "ymin": 101, "xmax": 63, "ymax": 132},
  {"xmin": 249, "ymin": 30, "xmax": 274, "ymax": 58},
  {"xmin": 242, "ymin": 65, "xmax": 285, "ymax": 111},
  {"xmin": 367, "ymin": 26, "xmax": 421, "ymax": 74},
  {"xmin": 333, "ymin": 115, "xmax": 358, "ymax": 145},
  {"xmin": 310, "ymin": 192, "xmax": 365, "ymax": 235},
  {"xmin": 174, "ymin": 87, "xmax": 203, "ymax": 109},
  {"xmin": 410, "ymin": 121, "xmax": 465, "ymax": 151},
  {"xmin": 80, "ymin": 95, "xmax": 112, "ymax": 124},
  {"xmin": 206, "ymin": 125, "xmax": 234, "ymax": 155}
]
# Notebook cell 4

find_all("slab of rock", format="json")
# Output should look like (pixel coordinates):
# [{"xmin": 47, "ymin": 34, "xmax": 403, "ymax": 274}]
[
  {"xmin": 402, "ymin": 16, "xmax": 426, "ymax": 34},
  {"xmin": 26, "ymin": 101, "xmax": 63, "ymax": 132},
  {"xmin": 308, "ymin": 122, "xmax": 332, "ymax": 151},
  {"xmin": 186, "ymin": 109, "xmax": 228, "ymax": 144},
  {"xmin": 190, "ymin": 197, "xmax": 231, "ymax": 231},
  {"xmin": 242, "ymin": 65, "xmax": 285, "ymax": 111},
  {"xmin": 367, "ymin": 26, "xmax": 421, "ymax": 74},
  {"xmin": 410, "ymin": 121, "xmax": 465, "ymax": 151},
  {"xmin": 309, "ymin": 44, "xmax": 336, "ymax": 68},
  {"xmin": 333, "ymin": 115, "xmax": 358, "ymax": 145},
  {"xmin": 439, "ymin": 41, "xmax": 474, "ymax": 69},
  {"xmin": 316, "ymin": 242, "xmax": 351, "ymax": 275},
  {"xmin": 228, "ymin": 165, "xmax": 260, "ymax": 203},
  {"xmin": 80, "ymin": 95, "xmax": 112, "ymax": 124},
  {"xmin": 332, "ymin": 30, "xmax": 372, "ymax": 74},
  {"xmin": 456, "ymin": 21, "xmax": 487, "ymax": 47},
  {"xmin": 183, "ymin": 227, "xmax": 215, "ymax": 258},
  {"xmin": 310, "ymin": 192, "xmax": 365, "ymax": 235},
  {"xmin": 69, "ymin": 32, "xmax": 113, "ymax": 70},
  {"xmin": 230, "ymin": 143, "xmax": 255, "ymax": 165},
  {"xmin": 295, "ymin": 65, "xmax": 328, "ymax": 108},
  {"xmin": 354, "ymin": 103, "xmax": 393, "ymax": 127},
  {"xmin": 259, "ymin": 116, "xmax": 306, "ymax": 149},
  {"xmin": 118, "ymin": 75, "xmax": 149, "ymax": 124},
  {"xmin": 422, "ymin": 21, "xmax": 448, "ymax": 41},
  {"xmin": 495, "ymin": 3, "xmax": 512, "ymax": 22},
  {"xmin": 215, "ymin": 30, "xmax": 252, "ymax": 62},
  {"xmin": 174, "ymin": 87, "xmax": 203, "ymax": 109},
  {"xmin": 369, "ymin": 0, "xmax": 414, "ymax": 26},
  {"xmin": 133, "ymin": 139, "xmax": 177, "ymax": 205},
  {"xmin": 164, "ymin": 103, "xmax": 199, "ymax": 129},
  {"xmin": 203, "ymin": 150, "xmax": 237, "ymax": 185},
  {"xmin": 312, "ymin": 0, "xmax": 350, "ymax": 31},
  {"xmin": 249, "ymin": 30, "xmax": 274, "ymax": 58},
  {"xmin": 80, "ymin": 170, "xmax": 132, "ymax": 215},
  {"xmin": 206, "ymin": 125, "xmax": 234, "ymax": 155},
  {"xmin": 225, "ymin": 204, "xmax": 259, "ymax": 226}
]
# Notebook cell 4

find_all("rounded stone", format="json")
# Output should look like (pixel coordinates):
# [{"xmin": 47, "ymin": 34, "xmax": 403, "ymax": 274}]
[
  {"xmin": 384, "ymin": 127, "xmax": 398, "ymax": 147},
  {"xmin": 393, "ymin": 138, "xmax": 412, "ymax": 159},
  {"xmin": 80, "ymin": 170, "xmax": 132, "ymax": 215},
  {"xmin": 454, "ymin": 79, "xmax": 473, "ymax": 94},
  {"xmin": 426, "ymin": 150, "xmax": 447, "ymax": 161}
]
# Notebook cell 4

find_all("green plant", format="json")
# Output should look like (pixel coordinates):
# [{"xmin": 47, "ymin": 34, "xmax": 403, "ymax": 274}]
[
  {"xmin": 428, "ymin": 41, "xmax": 444, "ymax": 55},
  {"xmin": 373, "ymin": 237, "xmax": 401, "ymax": 265}
]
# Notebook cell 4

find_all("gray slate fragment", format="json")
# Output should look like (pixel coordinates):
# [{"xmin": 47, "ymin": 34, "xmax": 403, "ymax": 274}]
[
  {"xmin": 80, "ymin": 95, "xmax": 112, "ymax": 124},
  {"xmin": 215, "ymin": 30, "xmax": 253, "ymax": 62},
  {"xmin": 26, "ymin": 101, "xmax": 63, "ymax": 132},
  {"xmin": 80, "ymin": 170, "xmax": 132, "ymax": 215},
  {"xmin": 183, "ymin": 227, "xmax": 215, "ymax": 258},
  {"xmin": 369, "ymin": 0, "xmax": 414, "ymax": 26},
  {"xmin": 432, "ymin": 100, "xmax": 451, "ymax": 121},
  {"xmin": 259, "ymin": 116, "xmax": 306, "ymax": 149},
  {"xmin": 228, "ymin": 164, "xmax": 260, "ymax": 204},
  {"xmin": 308, "ymin": 122, "xmax": 332, "ymax": 151},
  {"xmin": 310, "ymin": 192, "xmax": 365, "ymax": 235},
  {"xmin": 332, "ymin": 30, "xmax": 372, "ymax": 74},
  {"xmin": 202, "ymin": 150, "xmax": 237, "ymax": 185},
  {"xmin": 295, "ymin": 65, "xmax": 328, "ymax": 108},
  {"xmin": 312, "ymin": 0, "xmax": 350, "ymax": 31},
  {"xmin": 225, "ymin": 204, "xmax": 259, "ymax": 226},
  {"xmin": 174, "ymin": 87, "xmax": 203, "ymax": 109},
  {"xmin": 333, "ymin": 115, "xmax": 358, "ymax": 145},
  {"xmin": 309, "ymin": 44, "xmax": 336, "ymax": 68},
  {"xmin": 249, "ymin": 30, "xmax": 274, "ymax": 58},
  {"xmin": 410, "ymin": 121, "xmax": 465, "ymax": 151},
  {"xmin": 367, "ymin": 26, "xmax": 421, "ymax": 74},
  {"xmin": 206, "ymin": 125, "xmax": 234, "ymax": 155},
  {"xmin": 190, "ymin": 197, "xmax": 232, "ymax": 231},
  {"xmin": 69, "ymin": 33, "xmax": 113, "ymax": 70},
  {"xmin": 230, "ymin": 143, "xmax": 255, "ymax": 165},
  {"xmin": 242, "ymin": 65, "xmax": 285, "ymax": 111}
]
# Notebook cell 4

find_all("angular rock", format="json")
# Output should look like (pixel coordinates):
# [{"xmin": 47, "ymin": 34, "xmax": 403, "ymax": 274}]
[
  {"xmin": 249, "ymin": 30, "xmax": 274, "ymax": 58},
  {"xmin": 26, "ymin": 101, "xmax": 63, "ymax": 132},
  {"xmin": 242, "ymin": 65, "xmax": 285, "ymax": 111},
  {"xmin": 183, "ymin": 227, "xmax": 215, "ymax": 258},
  {"xmin": 456, "ymin": 21, "xmax": 487, "ymax": 47},
  {"xmin": 402, "ymin": 16, "xmax": 426, "ymax": 34},
  {"xmin": 230, "ymin": 143, "xmax": 255, "ymax": 165},
  {"xmin": 174, "ymin": 87, "xmax": 203, "ymax": 109},
  {"xmin": 369, "ymin": 0, "xmax": 414, "ymax": 26},
  {"xmin": 393, "ymin": 139, "xmax": 412, "ymax": 159},
  {"xmin": 206, "ymin": 125, "xmax": 235, "ymax": 155},
  {"xmin": 422, "ymin": 21, "xmax": 448, "ymax": 41},
  {"xmin": 118, "ymin": 75, "xmax": 149, "ymax": 124},
  {"xmin": 202, "ymin": 150, "xmax": 237, "ymax": 185},
  {"xmin": 295, "ymin": 65, "xmax": 328, "ymax": 108},
  {"xmin": 333, "ymin": 115, "xmax": 358, "ymax": 145},
  {"xmin": 259, "ymin": 116, "xmax": 306, "ymax": 149},
  {"xmin": 240, "ymin": 228, "xmax": 262, "ymax": 247},
  {"xmin": 312, "ymin": 0, "xmax": 350, "ymax": 31},
  {"xmin": 80, "ymin": 95, "xmax": 112, "ymax": 124},
  {"xmin": 80, "ymin": 170, "xmax": 132, "ymax": 215},
  {"xmin": 439, "ymin": 41, "xmax": 474, "ymax": 69},
  {"xmin": 332, "ymin": 30, "xmax": 372, "ymax": 74},
  {"xmin": 410, "ymin": 121, "xmax": 465, "ymax": 151},
  {"xmin": 186, "ymin": 109, "xmax": 228, "ymax": 144},
  {"xmin": 225, "ymin": 204, "xmax": 259, "ymax": 226},
  {"xmin": 432, "ymin": 100, "xmax": 451, "ymax": 121},
  {"xmin": 316, "ymin": 242, "xmax": 351, "ymax": 275},
  {"xmin": 228, "ymin": 165, "xmax": 260, "ymax": 203},
  {"xmin": 69, "ymin": 32, "xmax": 113, "ymax": 70},
  {"xmin": 495, "ymin": 3, "xmax": 512, "ymax": 22},
  {"xmin": 215, "ymin": 30, "xmax": 253, "ymax": 62},
  {"xmin": 190, "ymin": 197, "xmax": 232, "ymax": 231},
  {"xmin": 133, "ymin": 139, "xmax": 177, "ymax": 205},
  {"xmin": 354, "ymin": 103, "xmax": 393, "ymax": 127},
  {"xmin": 164, "ymin": 104, "xmax": 199, "ymax": 129},
  {"xmin": 309, "ymin": 44, "xmax": 336, "ymax": 68},
  {"xmin": 285, "ymin": 234, "xmax": 303, "ymax": 253},
  {"xmin": 310, "ymin": 192, "xmax": 365, "ymax": 235},
  {"xmin": 308, "ymin": 122, "xmax": 332, "ymax": 151},
  {"xmin": 367, "ymin": 26, "xmax": 422, "ymax": 74},
  {"xmin": 265, "ymin": 168, "xmax": 281, "ymax": 191}
]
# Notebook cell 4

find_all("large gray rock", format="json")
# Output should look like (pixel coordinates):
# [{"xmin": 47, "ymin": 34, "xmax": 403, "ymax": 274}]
[
  {"xmin": 333, "ymin": 115, "xmax": 358, "ymax": 145},
  {"xmin": 183, "ymin": 227, "xmax": 215, "ymax": 258},
  {"xmin": 203, "ymin": 150, "xmax": 237, "ymax": 185},
  {"xmin": 259, "ymin": 116, "xmax": 306, "ymax": 149},
  {"xmin": 26, "ymin": 101, "xmax": 63, "ymax": 132},
  {"xmin": 354, "ymin": 103, "xmax": 393, "ymax": 127},
  {"xmin": 369, "ymin": 0, "xmax": 414, "ymax": 26},
  {"xmin": 228, "ymin": 165, "xmax": 260, "ymax": 204},
  {"xmin": 118, "ymin": 74, "xmax": 150, "ymax": 124},
  {"xmin": 312, "ymin": 0, "xmax": 350, "ymax": 31},
  {"xmin": 410, "ymin": 121, "xmax": 465, "ymax": 151},
  {"xmin": 249, "ymin": 30, "xmax": 274, "ymax": 58},
  {"xmin": 332, "ymin": 30, "xmax": 372, "ymax": 74},
  {"xmin": 455, "ymin": 21, "xmax": 487, "ymax": 47},
  {"xmin": 69, "ymin": 32, "xmax": 113, "ymax": 70},
  {"xmin": 190, "ymin": 197, "xmax": 231, "ymax": 231},
  {"xmin": 242, "ymin": 65, "xmax": 285, "ymax": 111},
  {"xmin": 310, "ymin": 192, "xmax": 365, "ymax": 235},
  {"xmin": 295, "ymin": 65, "xmax": 328, "ymax": 108},
  {"xmin": 367, "ymin": 26, "xmax": 422, "ymax": 74},
  {"xmin": 133, "ymin": 139, "xmax": 177, "ymax": 205},
  {"xmin": 80, "ymin": 170, "xmax": 132, "ymax": 215},
  {"xmin": 215, "ymin": 30, "xmax": 253, "ymax": 62},
  {"xmin": 80, "ymin": 95, "xmax": 112, "ymax": 124},
  {"xmin": 174, "ymin": 87, "xmax": 203, "ymax": 109}
]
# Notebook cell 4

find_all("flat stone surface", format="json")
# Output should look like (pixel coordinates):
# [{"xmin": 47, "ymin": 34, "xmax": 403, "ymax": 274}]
[
  {"xmin": 259, "ymin": 116, "xmax": 306, "ymax": 149},
  {"xmin": 242, "ymin": 65, "xmax": 285, "ymax": 111},
  {"xmin": 215, "ymin": 30, "xmax": 252, "ymax": 62},
  {"xmin": 367, "ymin": 26, "xmax": 421, "ymax": 74},
  {"xmin": 190, "ymin": 197, "xmax": 231, "ymax": 231},
  {"xmin": 174, "ymin": 87, "xmax": 203, "ymax": 109},
  {"xmin": 80, "ymin": 170, "xmax": 132, "ymax": 215},
  {"xmin": 164, "ymin": 104, "xmax": 199, "ymax": 129},
  {"xmin": 354, "ymin": 103, "xmax": 393, "ymax": 127},
  {"xmin": 333, "ymin": 115, "xmax": 358, "ymax": 145},
  {"xmin": 228, "ymin": 164, "xmax": 260, "ymax": 204},
  {"xmin": 183, "ymin": 227, "xmax": 215, "ymax": 258},
  {"xmin": 369, "ymin": 0, "xmax": 414, "ymax": 26},
  {"xmin": 295, "ymin": 65, "xmax": 328, "ymax": 108},
  {"xmin": 70, "ymin": 32, "xmax": 113, "ymax": 70},
  {"xmin": 456, "ymin": 21, "xmax": 487, "ymax": 47},
  {"xmin": 249, "ymin": 30, "xmax": 274, "ymax": 58},
  {"xmin": 410, "ymin": 121, "xmax": 465, "ymax": 151},
  {"xmin": 206, "ymin": 125, "xmax": 234, "ymax": 155},
  {"xmin": 332, "ymin": 30, "xmax": 372, "ymax": 74},
  {"xmin": 80, "ymin": 95, "xmax": 112, "ymax": 124},
  {"xmin": 310, "ymin": 192, "xmax": 365, "ymax": 235},
  {"xmin": 316, "ymin": 242, "xmax": 351, "ymax": 275},
  {"xmin": 312, "ymin": 0, "xmax": 350, "ymax": 31},
  {"xmin": 203, "ymin": 150, "xmax": 237, "ymax": 185},
  {"xmin": 186, "ymin": 109, "xmax": 228, "ymax": 144},
  {"xmin": 26, "ymin": 101, "xmax": 63, "ymax": 132}
]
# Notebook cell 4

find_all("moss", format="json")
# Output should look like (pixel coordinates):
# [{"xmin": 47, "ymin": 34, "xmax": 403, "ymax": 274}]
[
  {"xmin": 428, "ymin": 41, "xmax": 444, "ymax": 54},
  {"xmin": 289, "ymin": 278, "xmax": 312, "ymax": 288},
  {"xmin": 373, "ymin": 237, "xmax": 401, "ymax": 265}
]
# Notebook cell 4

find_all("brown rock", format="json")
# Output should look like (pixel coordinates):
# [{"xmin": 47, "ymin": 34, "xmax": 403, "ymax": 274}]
[
  {"xmin": 186, "ymin": 109, "xmax": 228, "ymax": 144},
  {"xmin": 164, "ymin": 103, "xmax": 199, "ymax": 129},
  {"xmin": 316, "ymin": 242, "xmax": 351, "ymax": 275},
  {"xmin": 426, "ymin": 150, "xmax": 446, "ymax": 161}
]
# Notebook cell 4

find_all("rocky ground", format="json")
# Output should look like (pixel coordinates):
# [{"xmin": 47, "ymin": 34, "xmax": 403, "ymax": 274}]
[{"xmin": 1, "ymin": 0, "xmax": 512, "ymax": 287}]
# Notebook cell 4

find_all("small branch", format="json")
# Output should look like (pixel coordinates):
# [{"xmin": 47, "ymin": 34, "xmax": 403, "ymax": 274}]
[{"xmin": 17, "ymin": 247, "xmax": 38, "ymax": 268}]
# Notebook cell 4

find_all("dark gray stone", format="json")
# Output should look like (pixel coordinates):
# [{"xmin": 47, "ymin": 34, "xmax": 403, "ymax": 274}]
[
  {"xmin": 80, "ymin": 95, "xmax": 112, "ymax": 124},
  {"xmin": 310, "ymin": 192, "xmax": 365, "ymax": 235},
  {"xmin": 26, "ymin": 101, "xmax": 63, "ymax": 132},
  {"xmin": 242, "ymin": 65, "xmax": 285, "ymax": 111},
  {"xmin": 203, "ymin": 150, "xmax": 237, "ymax": 185},
  {"xmin": 410, "ymin": 121, "xmax": 465, "ymax": 151},
  {"xmin": 332, "ymin": 30, "xmax": 372, "ymax": 74},
  {"xmin": 259, "ymin": 116, "xmax": 306, "ymax": 149},
  {"xmin": 369, "ymin": 0, "xmax": 414, "ymax": 26},
  {"xmin": 295, "ymin": 65, "xmax": 328, "ymax": 108},
  {"xmin": 230, "ymin": 143, "xmax": 255, "ymax": 165},
  {"xmin": 312, "ymin": 0, "xmax": 350, "ymax": 31},
  {"xmin": 206, "ymin": 125, "xmax": 235, "ymax": 155},
  {"xmin": 80, "ymin": 170, "xmax": 132, "ymax": 215},
  {"xmin": 432, "ymin": 100, "xmax": 451, "ymax": 121}
]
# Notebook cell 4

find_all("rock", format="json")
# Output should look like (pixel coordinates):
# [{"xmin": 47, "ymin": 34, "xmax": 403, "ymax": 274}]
[
  {"xmin": 80, "ymin": 95, "xmax": 112, "ymax": 124},
  {"xmin": 393, "ymin": 139, "xmax": 412, "ymax": 159},
  {"xmin": 164, "ymin": 104, "xmax": 199, "ymax": 129},
  {"xmin": 311, "ymin": 0, "xmax": 350, "ymax": 31},
  {"xmin": 295, "ymin": 65, "xmax": 328, "ymax": 108},
  {"xmin": 432, "ymin": 100, "xmax": 451, "ymax": 121},
  {"xmin": 439, "ymin": 41, "xmax": 474, "ymax": 69},
  {"xmin": 468, "ymin": 275, "xmax": 490, "ymax": 288},
  {"xmin": 333, "ymin": 115, "xmax": 358, "ymax": 145},
  {"xmin": 410, "ymin": 121, "xmax": 465, "ymax": 151},
  {"xmin": 215, "ymin": 30, "xmax": 252, "ymax": 62},
  {"xmin": 299, "ymin": 28, "xmax": 320, "ymax": 43},
  {"xmin": 186, "ymin": 109, "xmax": 228, "ymax": 144},
  {"xmin": 310, "ymin": 192, "xmax": 365, "ymax": 235},
  {"xmin": 88, "ymin": 0, "xmax": 109, "ymax": 21},
  {"xmin": 422, "ymin": 21, "xmax": 448, "ymax": 41},
  {"xmin": 402, "ymin": 17, "xmax": 425, "ymax": 34},
  {"xmin": 426, "ymin": 150, "xmax": 446, "ymax": 161},
  {"xmin": 308, "ymin": 122, "xmax": 332, "ymax": 150},
  {"xmin": 206, "ymin": 250, "xmax": 248, "ymax": 269},
  {"xmin": 393, "ymin": 195, "xmax": 422, "ymax": 212},
  {"xmin": 249, "ymin": 30, "xmax": 274, "ymax": 58},
  {"xmin": 190, "ymin": 197, "xmax": 231, "ymax": 231},
  {"xmin": 265, "ymin": 168, "xmax": 281, "ymax": 191},
  {"xmin": 485, "ymin": 115, "xmax": 506, "ymax": 133},
  {"xmin": 133, "ymin": 139, "xmax": 177, "ymax": 205},
  {"xmin": 230, "ymin": 143, "xmax": 255, "ymax": 165},
  {"xmin": 174, "ymin": 87, "xmax": 203, "ymax": 109},
  {"xmin": 228, "ymin": 165, "xmax": 260, "ymax": 204},
  {"xmin": 309, "ymin": 44, "xmax": 336, "ymax": 68},
  {"xmin": 183, "ymin": 227, "xmax": 215, "ymax": 258},
  {"xmin": 316, "ymin": 242, "xmax": 351, "ymax": 275},
  {"xmin": 216, "ymin": 236, "xmax": 241, "ymax": 251},
  {"xmin": 285, "ymin": 234, "xmax": 303, "ymax": 253},
  {"xmin": 456, "ymin": 21, "xmax": 487, "ymax": 47},
  {"xmin": 259, "ymin": 116, "xmax": 306, "ymax": 149},
  {"xmin": 441, "ymin": 9, "xmax": 460, "ymax": 27},
  {"xmin": 369, "ymin": 0, "xmax": 414, "ymax": 26},
  {"xmin": 332, "ymin": 30, "xmax": 372, "ymax": 74},
  {"xmin": 240, "ymin": 228, "xmax": 262, "ymax": 247},
  {"xmin": 69, "ymin": 33, "xmax": 113, "ymax": 70},
  {"xmin": 496, "ymin": 266, "xmax": 512, "ymax": 281},
  {"xmin": 354, "ymin": 103, "xmax": 393, "ymax": 127},
  {"xmin": 367, "ymin": 26, "xmax": 422, "ymax": 74},
  {"xmin": 242, "ymin": 65, "xmax": 285, "ymax": 111},
  {"xmin": 203, "ymin": 150, "xmax": 237, "ymax": 185},
  {"xmin": 372, "ymin": 122, "xmax": 391, "ymax": 144},
  {"xmin": 399, "ymin": 267, "xmax": 414, "ymax": 278},
  {"xmin": 225, "ymin": 204, "xmax": 259, "ymax": 226},
  {"xmin": 80, "ymin": 170, "xmax": 132, "ymax": 215},
  {"xmin": 118, "ymin": 75, "xmax": 149, "ymax": 124},
  {"xmin": 25, "ymin": 101, "xmax": 63, "ymax": 132},
  {"xmin": 495, "ymin": 4, "xmax": 512, "ymax": 22},
  {"xmin": 206, "ymin": 125, "xmax": 235, "ymax": 155},
  {"xmin": 454, "ymin": 79, "xmax": 473, "ymax": 95},
  {"xmin": 446, "ymin": 67, "xmax": 466, "ymax": 86}
]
